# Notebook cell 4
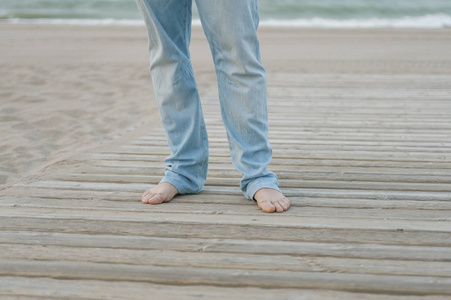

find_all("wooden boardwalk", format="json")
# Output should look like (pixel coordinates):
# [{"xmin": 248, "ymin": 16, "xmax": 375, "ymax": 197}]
[{"xmin": 1, "ymin": 73, "xmax": 451, "ymax": 299}]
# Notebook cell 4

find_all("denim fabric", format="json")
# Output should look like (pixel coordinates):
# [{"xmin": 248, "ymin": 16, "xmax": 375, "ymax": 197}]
[{"xmin": 135, "ymin": 0, "xmax": 280, "ymax": 199}]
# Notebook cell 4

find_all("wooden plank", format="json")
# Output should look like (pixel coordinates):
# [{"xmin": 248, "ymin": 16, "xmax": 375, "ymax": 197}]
[
  {"xmin": 265, "ymin": 123, "xmax": 451, "ymax": 131},
  {"xmin": 266, "ymin": 85, "xmax": 451, "ymax": 93},
  {"xmin": 89, "ymin": 159, "xmax": 451, "ymax": 175},
  {"xmin": 4, "ymin": 189, "xmax": 451, "ymax": 210},
  {"xmin": 278, "ymin": 187, "xmax": 451, "ymax": 201},
  {"xmin": 265, "ymin": 98, "xmax": 451, "ymax": 104},
  {"xmin": 90, "ymin": 154, "xmax": 451, "ymax": 170},
  {"xmin": 55, "ymin": 171, "xmax": 451, "ymax": 185},
  {"xmin": 0, "ymin": 187, "xmax": 130, "ymax": 201},
  {"xmin": 265, "ymin": 95, "xmax": 451, "ymax": 105},
  {"xmin": 266, "ymin": 93, "xmax": 451, "ymax": 101},
  {"xmin": 267, "ymin": 80, "xmax": 451, "ymax": 86},
  {"xmin": 1, "ymin": 197, "xmax": 450, "ymax": 221},
  {"xmin": 141, "ymin": 129, "xmax": 451, "ymax": 139},
  {"xmin": 1, "ymin": 260, "xmax": 450, "ymax": 295},
  {"xmin": 2, "ymin": 206, "xmax": 450, "ymax": 232},
  {"xmin": 2, "ymin": 277, "xmax": 436, "ymax": 300},
  {"xmin": 105, "ymin": 146, "xmax": 451, "ymax": 161},
  {"xmin": 77, "ymin": 165, "xmax": 451, "ymax": 179},
  {"xmin": 2, "ymin": 231, "xmax": 450, "ymax": 260},
  {"xmin": 124, "ymin": 143, "xmax": 451, "ymax": 154},
  {"xmin": 266, "ymin": 98, "xmax": 451, "ymax": 104},
  {"xmin": 2, "ymin": 244, "xmax": 451, "ymax": 277},
  {"xmin": 265, "ymin": 95, "xmax": 451, "ymax": 102},
  {"xmin": 266, "ymin": 81, "xmax": 451, "ymax": 89},
  {"xmin": 3, "ymin": 190, "xmax": 451, "ymax": 210},
  {"xmin": 130, "ymin": 143, "xmax": 451, "ymax": 156},
  {"xmin": 13, "ymin": 181, "xmax": 451, "ymax": 201},
  {"xmin": 38, "ymin": 173, "xmax": 451, "ymax": 192},
  {"xmin": 133, "ymin": 136, "xmax": 451, "ymax": 147},
  {"xmin": 268, "ymin": 78, "xmax": 451, "ymax": 85},
  {"xmin": 266, "ymin": 109, "xmax": 451, "ymax": 115},
  {"xmin": 1, "ymin": 213, "xmax": 450, "ymax": 247},
  {"xmin": 94, "ymin": 153, "xmax": 451, "ymax": 167},
  {"xmin": 267, "ymin": 73, "xmax": 451, "ymax": 82},
  {"xmin": 132, "ymin": 140, "xmax": 451, "ymax": 151}
]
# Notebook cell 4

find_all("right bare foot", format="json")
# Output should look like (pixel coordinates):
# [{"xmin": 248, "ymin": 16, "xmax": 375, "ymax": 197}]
[{"xmin": 141, "ymin": 182, "xmax": 179, "ymax": 205}]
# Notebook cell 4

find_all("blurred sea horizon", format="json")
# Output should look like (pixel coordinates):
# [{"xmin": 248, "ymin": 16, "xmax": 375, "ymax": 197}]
[{"xmin": 1, "ymin": 0, "xmax": 451, "ymax": 28}]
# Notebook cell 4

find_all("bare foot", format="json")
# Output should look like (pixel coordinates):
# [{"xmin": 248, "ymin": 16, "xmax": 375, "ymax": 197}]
[
  {"xmin": 142, "ymin": 182, "xmax": 179, "ymax": 205},
  {"xmin": 254, "ymin": 188, "xmax": 290, "ymax": 213}
]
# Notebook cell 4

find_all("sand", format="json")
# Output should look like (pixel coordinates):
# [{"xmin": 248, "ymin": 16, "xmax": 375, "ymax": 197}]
[{"xmin": 1, "ymin": 23, "xmax": 450, "ymax": 188}]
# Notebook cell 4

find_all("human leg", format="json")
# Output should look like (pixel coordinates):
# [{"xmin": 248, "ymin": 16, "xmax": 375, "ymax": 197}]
[
  {"xmin": 195, "ymin": 0, "xmax": 289, "ymax": 211},
  {"xmin": 135, "ymin": 0, "xmax": 209, "ymax": 198}
]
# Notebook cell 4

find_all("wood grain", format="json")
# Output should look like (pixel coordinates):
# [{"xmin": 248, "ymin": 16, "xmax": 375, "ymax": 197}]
[{"xmin": 1, "ymin": 73, "xmax": 450, "ymax": 298}]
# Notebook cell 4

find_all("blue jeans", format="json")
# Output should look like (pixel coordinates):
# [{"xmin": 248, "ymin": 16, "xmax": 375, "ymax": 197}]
[{"xmin": 135, "ymin": 0, "xmax": 280, "ymax": 199}]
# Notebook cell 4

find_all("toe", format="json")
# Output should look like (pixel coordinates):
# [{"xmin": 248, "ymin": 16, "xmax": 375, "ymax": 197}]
[
  {"xmin": 278, "ymin": 200, "xmax": 289, "ymax": 211},
  {"xmin": 258, "ymin": 198, "xmax": 276, "ymax": 213},
  {"xmin": 283, "ymin": 197, "xmax": 292, "ymax": 208},
  {"xmin": 147, "ymin": 193, "xmax": 166, "ymax": 204},
  {"xmin": 142, "ymin": 190, "xmax": 153, "ymax": 203},
  {"xmin": 142, "ymin": 192, "xmax": 154, "ymax": 204},
  {"xmin": 281, "ymin": 197, "xmax": 290, "ymax": 209},
  {"xmin": 273, "ymin": 201, "xmax": 284, "ymax": 213}
]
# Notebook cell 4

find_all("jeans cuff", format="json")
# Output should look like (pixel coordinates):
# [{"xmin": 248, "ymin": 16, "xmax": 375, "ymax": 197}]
[
  {"xmin": 243, "ymin": 175, "xmax": 281, "ymax": 200},
  {"xmin": 160, "ymin": 170, "xmax": 204, "ymax": 195}
]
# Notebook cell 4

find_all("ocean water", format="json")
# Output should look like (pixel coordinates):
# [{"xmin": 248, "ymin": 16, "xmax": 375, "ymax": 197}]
[{"xmin": 1, "ymin": 0, "xmax": 451, "ymax": 28}]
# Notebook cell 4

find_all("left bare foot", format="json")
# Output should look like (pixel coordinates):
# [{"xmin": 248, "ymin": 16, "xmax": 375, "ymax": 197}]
[{"xmin": 253, "ymin": 188, "xmax": 290, "ymax": 213}]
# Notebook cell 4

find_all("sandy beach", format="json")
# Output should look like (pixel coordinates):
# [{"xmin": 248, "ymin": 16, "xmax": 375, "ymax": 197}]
[{"xmin": 1, "ymin": 24, "xmax": 450, "ymax": 188}]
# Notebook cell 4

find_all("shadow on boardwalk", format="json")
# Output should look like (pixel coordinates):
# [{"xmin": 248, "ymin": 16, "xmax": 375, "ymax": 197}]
[{"xmin": 1, "ymin": 73, "xmax": 451, "ymax": 299}]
